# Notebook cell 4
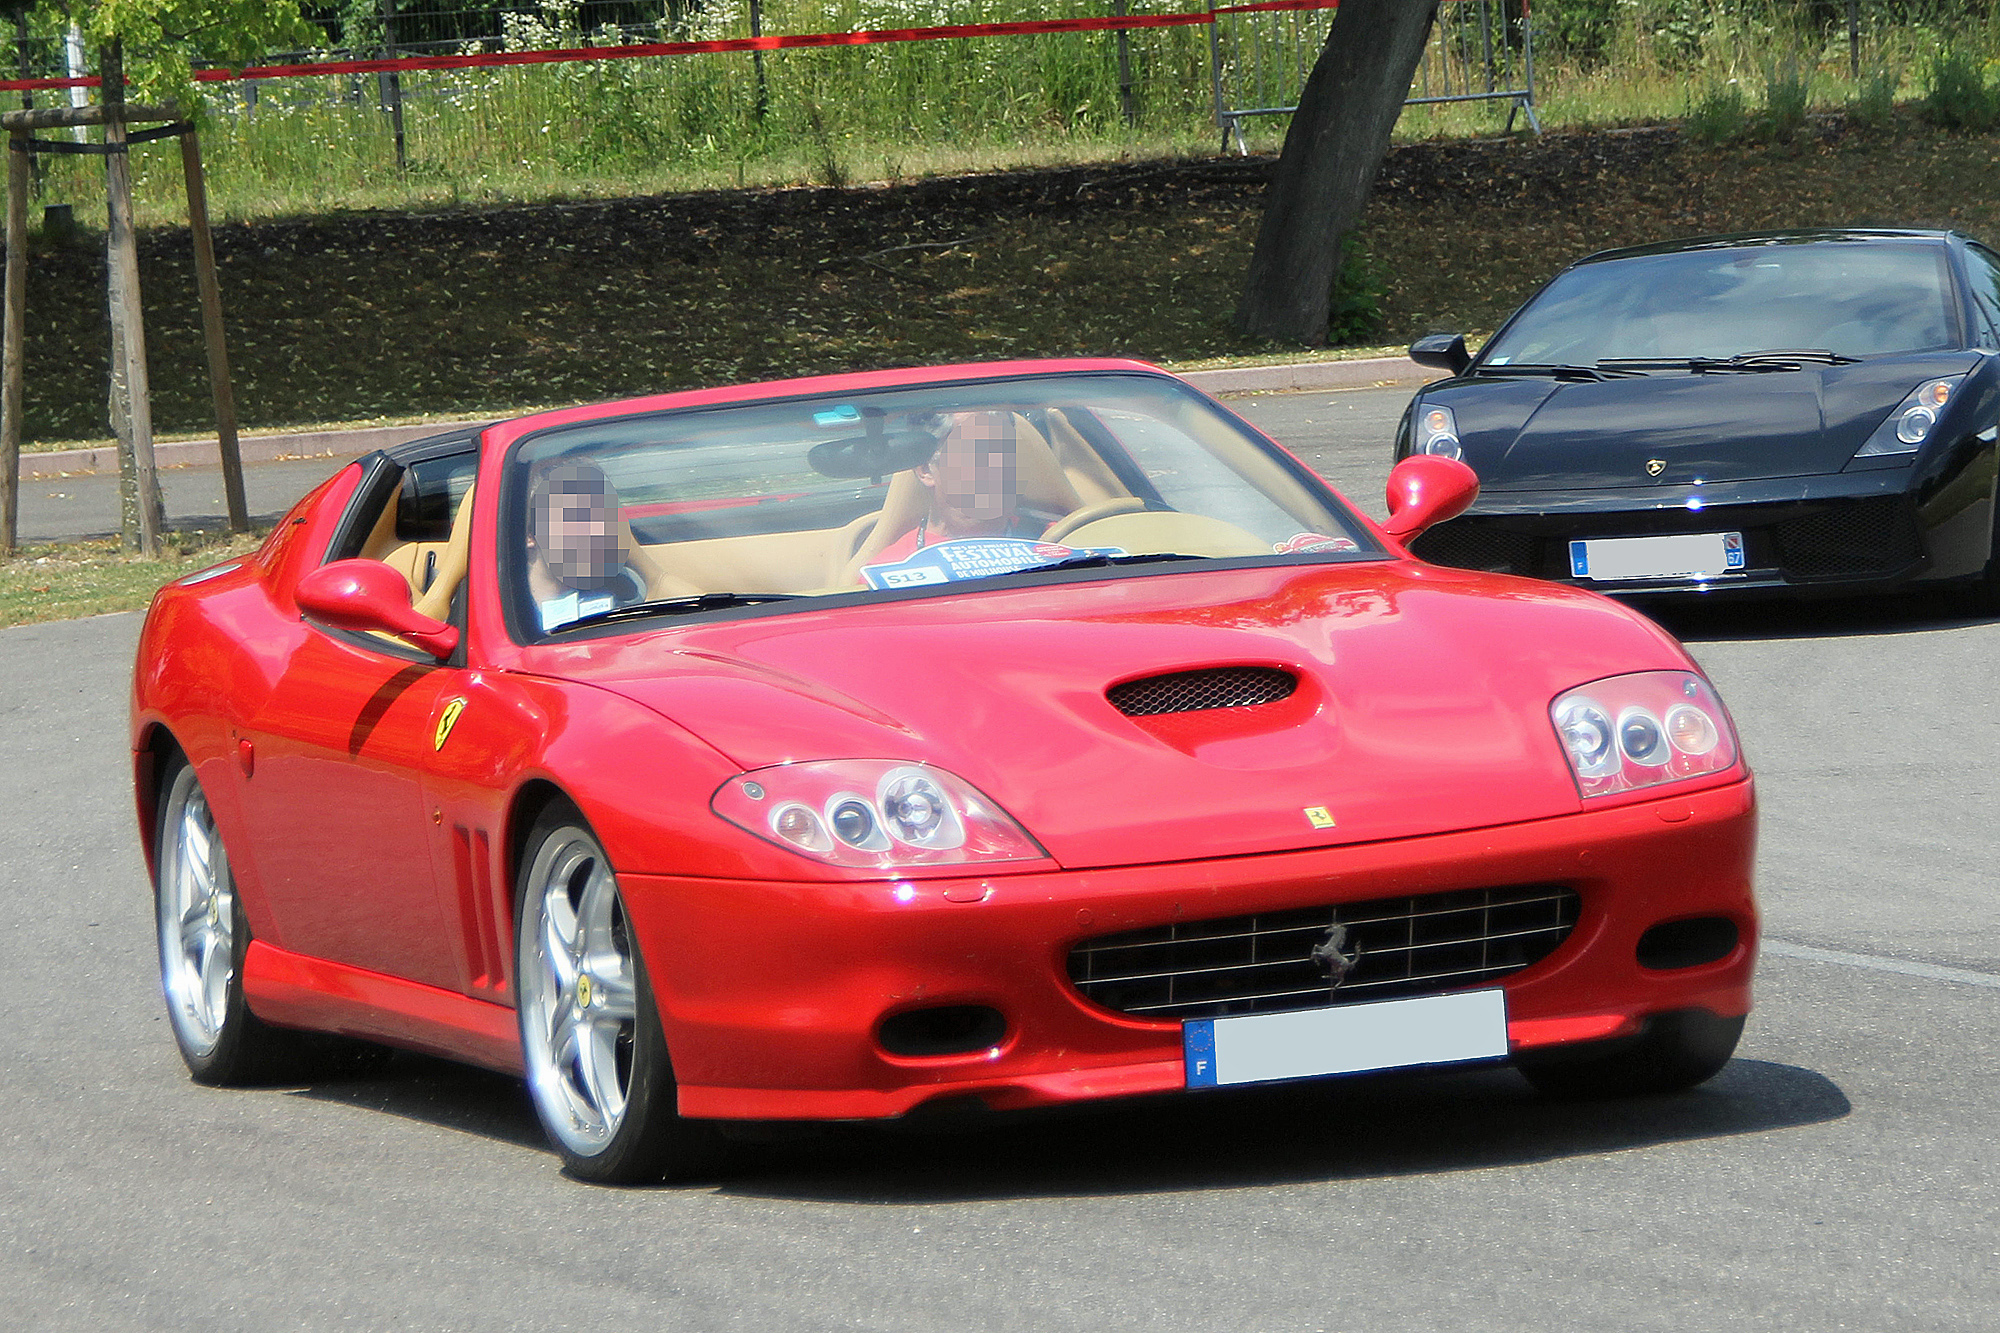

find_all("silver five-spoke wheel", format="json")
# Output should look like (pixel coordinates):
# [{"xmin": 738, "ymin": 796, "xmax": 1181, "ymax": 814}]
[
  {"xmin": 153, "ymin": 753, "xmax": 297, "ymax": 1084},
  {"xmin": 519, "ymin": 822, "xmax": 640, "ymax": 1155},
  {"xmin": 515, "ymin": 802, "xmax": 722, "ymax": 1183},
  {"xmin": 158, "ymin": 762, "xmax": 235, "ymax": 1058}
]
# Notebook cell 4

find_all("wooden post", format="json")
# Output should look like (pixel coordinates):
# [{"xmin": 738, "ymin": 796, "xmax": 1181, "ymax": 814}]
[
  {"xmin": 101, "ymin": 42, "xmax": 164, "ymax": 557},
  {"xmin": 1, "ymin": 128, "xmax": 25, "ymax": 557},
  {"xmin": 180, "ymin": 129, "xmax": 247, "ymax": 533}
]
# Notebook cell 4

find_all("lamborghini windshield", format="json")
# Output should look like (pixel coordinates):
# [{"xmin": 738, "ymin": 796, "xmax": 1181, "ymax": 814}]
[
  {"xmin": 1481, "ymin": 241, "xmax": 1958, "ymax": 367},
  {"xmin": 504, "ymin": 372, "xmax": 1377, "ymax": 636}
]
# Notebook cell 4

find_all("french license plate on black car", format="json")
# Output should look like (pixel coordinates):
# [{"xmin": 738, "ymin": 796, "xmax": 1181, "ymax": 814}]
[
  {"xmin": 1183, "ymin": 989, "xmax": 1509, "ymax": 1088},
  {"xmin": 1570, "ymin": 532, "xmax": 1746, "ymax": 581}
]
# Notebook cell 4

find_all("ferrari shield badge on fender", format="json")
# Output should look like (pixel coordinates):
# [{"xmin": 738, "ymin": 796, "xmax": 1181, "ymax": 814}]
[
  {"xmin": 1303, "ymin": 806, "xmax": 1337, "ymax": 829},
  {"xmin": 434, "ymin": 697, "xmax": 467, "ymax": 751}
]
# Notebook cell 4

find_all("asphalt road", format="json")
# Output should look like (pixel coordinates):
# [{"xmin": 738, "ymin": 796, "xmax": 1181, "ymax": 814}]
[{"xmin": 2, "ymin": 387, "xmax": 1996, "ymax": 1331}]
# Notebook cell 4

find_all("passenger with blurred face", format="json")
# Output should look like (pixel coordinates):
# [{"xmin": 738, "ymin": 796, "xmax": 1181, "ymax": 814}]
[{"xmin": 526, "ymin": 460, "xmax": 647, "ymax": 631}]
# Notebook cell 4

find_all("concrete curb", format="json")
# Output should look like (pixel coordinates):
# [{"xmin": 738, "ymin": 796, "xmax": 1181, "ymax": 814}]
[{"xmin": 18, "ymin": 357, "xmax": 1429, "ymax": 480}]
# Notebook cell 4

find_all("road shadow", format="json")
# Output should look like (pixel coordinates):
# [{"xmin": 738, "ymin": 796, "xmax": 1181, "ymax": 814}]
[
  {"xmin": 273, "ymin": 1051, "xmax": 1846, "ymax": 1199},
  {"xmin": 1639, "ymin": 586, "xmax": 1993, "ymax": 643},
  {"xmin": 719, "ymin": 1056, "xmax": 1846, "ymax": 1203},
  {"xmin": 286, "ymin": 1051, "xmax": 548, "ymax": 1152}
]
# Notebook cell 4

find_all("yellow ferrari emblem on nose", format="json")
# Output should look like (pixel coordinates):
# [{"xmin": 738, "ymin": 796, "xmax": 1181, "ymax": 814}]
[
  {"xmin": 1303, "ymin": 806, "xmax": 1337, "ymax": 829},
  {"xmin": 434, "ymin": 697, "xmax": 467, "ymax": 751}
]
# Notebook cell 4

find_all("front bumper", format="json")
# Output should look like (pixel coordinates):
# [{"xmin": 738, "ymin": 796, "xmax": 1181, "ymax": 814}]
[
  {"xmin": 622, "ymin": 779, "xmax": 1758, "ymax": 1121},
  {"xmin": 1413, "ymin": 467, "xmax": 1990, "ymax": 595}
]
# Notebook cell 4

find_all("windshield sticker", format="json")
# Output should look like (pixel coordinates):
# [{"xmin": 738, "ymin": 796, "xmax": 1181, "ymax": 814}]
[
  {"xmin": 861, "ymin": 538, "xmax": 1126, "ymax": 590},
  {"xmin": 1275, "ymin": 533, "xmax": 1361, "ymax": 555},
  {"xmin": 813, "ymin": 405, "xmax": 862, "ymax": 426}
]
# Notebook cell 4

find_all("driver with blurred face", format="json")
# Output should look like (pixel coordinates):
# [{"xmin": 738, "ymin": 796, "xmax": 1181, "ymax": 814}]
[
  {"xmin": 527, "ymin": 460, "xmax": 647, "ymax": 631},
  {"xmin": 869, "ymin": 410, "xmax": 1039, "ymax": 566}
]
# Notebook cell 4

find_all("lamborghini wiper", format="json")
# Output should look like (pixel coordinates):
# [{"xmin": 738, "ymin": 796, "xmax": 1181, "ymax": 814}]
[
  {"xmin": 1472, "ymin": 362, "xmax": 1645, "ymax": 382},
  {"xmin": 1599, "ymin": 348, "xmax": 1859, "ymax": 374},
  {"xmin": 557, "ymin": 591, "xmax": 803, "ymax": 630}
]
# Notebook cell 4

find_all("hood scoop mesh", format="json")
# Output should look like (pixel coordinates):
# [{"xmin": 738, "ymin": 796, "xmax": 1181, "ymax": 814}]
[{"xmin": 1108, "ymin": 666, "xmax": 1297, "ymax": 717}]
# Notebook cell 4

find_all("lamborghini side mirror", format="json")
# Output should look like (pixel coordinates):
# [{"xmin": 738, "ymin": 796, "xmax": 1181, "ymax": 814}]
[{"xmin": 1409, "ymin": 333, "xmax": 1472, "ymax": 376}]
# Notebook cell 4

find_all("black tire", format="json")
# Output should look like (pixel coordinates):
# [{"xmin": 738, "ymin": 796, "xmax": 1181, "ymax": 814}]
[
  {"xmin": 153, "ymin": 755, "xmax": 300, "ymax": 1085},
  {"xmin": 1515, "ymin": 1010, "xmax": 1745, "ymax": 1099},
  {"xmin": 514, "ymin": 801, "xmax": 726, "ymax": 1184}
]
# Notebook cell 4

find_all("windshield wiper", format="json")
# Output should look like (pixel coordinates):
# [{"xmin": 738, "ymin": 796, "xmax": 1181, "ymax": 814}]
[
  {"xmin": 557, "ymin": 591, "xmax": 803, "ymax": 631},
  {"xmin": 1472, "ymin": 362, "xmax": 1644, "ymax": 382},
  {"xmin": 1004, "ymin": 551, "xmax": 1206, "ymax": 576},
  {"xmin": 1600, "ymin": 348, "xmax": 1859, "ymax": 374}
]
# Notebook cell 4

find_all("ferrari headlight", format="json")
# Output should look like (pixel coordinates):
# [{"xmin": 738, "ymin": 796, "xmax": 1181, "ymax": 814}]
[
  {"xmin": 713, "ymin": 760, "xmax": 1045, "ymax": 868},
  {"xmin": 1550, "ymin": 671, "xmax": 1739, "ymax": 798},
  {"xmin": 1854, "ymin": 377, "xmax": 1961, "ymax": 459},
  {"xmin": 1415, "ymin": 404, "xmax": 1463, "ymax": 461}
]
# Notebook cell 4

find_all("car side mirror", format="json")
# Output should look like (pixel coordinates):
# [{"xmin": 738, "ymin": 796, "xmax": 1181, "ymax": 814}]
[
  {"xmin": 1382, "ymin": 455, "xmax": 1479, "ymax": 541},
  {"xmin": 296, "ymin": 559, "xmax": 461, "ymax": 659},
  {"xmin": 1409, "ymin": 333, "xmax": 1471, "ymax": 376}
]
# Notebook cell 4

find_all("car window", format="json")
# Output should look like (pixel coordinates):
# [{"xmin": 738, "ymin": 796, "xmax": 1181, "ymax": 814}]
[
  {"xmin": 1483, "ymin": 241, "xmax": 1959, "ymax": 364},
  {"xmin": 502, "ymin": 374, "xmax": 1379, "ymax": 637},
  {"xmin": 1963, "ymin": 245, "xmax": 2000, "ymax": 350}
]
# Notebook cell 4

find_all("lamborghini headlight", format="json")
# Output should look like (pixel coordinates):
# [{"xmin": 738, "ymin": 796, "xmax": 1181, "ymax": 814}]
[{"xmin": 1853, "ymin": 377, "xmax": 1961, "ymax": 460}]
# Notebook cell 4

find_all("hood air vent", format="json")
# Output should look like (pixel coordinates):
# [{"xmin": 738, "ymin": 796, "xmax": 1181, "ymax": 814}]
[{"xmin": 1108, "ymin": 666, "xmax": 1297, "ymax": 718}]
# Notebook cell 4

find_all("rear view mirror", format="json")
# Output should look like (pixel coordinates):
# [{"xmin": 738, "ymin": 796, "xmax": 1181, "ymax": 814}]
[
  {"xmin": 296, "ymin": 559, "xmax": 460, "ymax": 659},
  {"xmin": 1409, "ymin": 333, "xmax": 1471, "ymax": 376},
  {"xmin": 1383, "ymin": 455, "xmax": 1479, "ymax": 541}
]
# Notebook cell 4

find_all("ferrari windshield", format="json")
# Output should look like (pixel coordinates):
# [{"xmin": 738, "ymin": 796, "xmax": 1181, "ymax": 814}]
[
  {"xmin": 1481, "ymin": 242, "xmax": 1958, "ymax": 366},
  {"xmin": 505, "ymin": 372, "xmax": 1377, "ymax": 636}
]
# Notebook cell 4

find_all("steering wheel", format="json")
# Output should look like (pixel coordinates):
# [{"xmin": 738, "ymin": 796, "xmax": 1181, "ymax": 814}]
[{"xmin": 1042, "ymin": 497, "xmax": 1152, "ymax": 544}]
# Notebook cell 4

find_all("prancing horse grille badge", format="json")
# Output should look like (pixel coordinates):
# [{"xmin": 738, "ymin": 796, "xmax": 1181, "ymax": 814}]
[{"xmin": 1310, "ymin": 921, "xmax": 1362, "ymax": 993}]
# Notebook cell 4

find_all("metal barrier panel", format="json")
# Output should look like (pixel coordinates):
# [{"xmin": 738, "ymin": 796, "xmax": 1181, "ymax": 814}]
[{"xmin": 1210, "ymin": 0, "xmax": 1537, "ymax": 153}]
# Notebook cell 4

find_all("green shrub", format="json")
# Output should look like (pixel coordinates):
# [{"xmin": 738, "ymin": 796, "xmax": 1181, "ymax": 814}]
[
  {"xmin": 1759, "ymin": 53, "xmax": 1812, "ymax": 143},
  {"xmin": 1920, "ymin": 46, "xmax": 2000, "ymax": 131},
  {"xmin": 1851, "ymin": 65, "xmax": 1902, "ymax": 131},
  {"xmin": 1327, "ymin": 235, "xmax": 1385, "ymax": 347},
  {"xmin": 1685, "ymin": 81, "xmax": 1749, "ymax": 144}
]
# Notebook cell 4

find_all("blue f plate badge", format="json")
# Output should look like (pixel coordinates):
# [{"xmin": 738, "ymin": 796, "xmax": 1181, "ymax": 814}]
[{"xmin": 1184, "ymin": 989, "xmax": 1509, "ymax": 1088}]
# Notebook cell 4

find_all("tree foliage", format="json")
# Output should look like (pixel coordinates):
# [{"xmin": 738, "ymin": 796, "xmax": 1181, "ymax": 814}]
[{"xmin": 73, "ymin": 0, "xmax": 317, "ymax": 108}]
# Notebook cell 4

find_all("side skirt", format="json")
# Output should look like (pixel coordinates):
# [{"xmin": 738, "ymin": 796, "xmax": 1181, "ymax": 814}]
[{"xmin": 244, "ymin": 940, "xmax": 524, "ymax": 1076}]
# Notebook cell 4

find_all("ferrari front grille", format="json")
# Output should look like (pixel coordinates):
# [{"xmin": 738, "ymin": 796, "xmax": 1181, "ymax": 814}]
[
  {"xmin": 1067, "ymin": 884, "xmax": 1580, "ymax": 1020},
  {"xmin": 1107, "ymin": 666, "xmax": 1296, "ymax": 717}
]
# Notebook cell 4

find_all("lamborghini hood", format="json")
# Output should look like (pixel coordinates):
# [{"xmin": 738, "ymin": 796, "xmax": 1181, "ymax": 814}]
[
  {"xmin": 537, "ymin": 563, "xmax": 1700, "ymax": 870},
  {"xmin": 1431, "ymin": 352, "xmax": 1983, "ymax": 492}
]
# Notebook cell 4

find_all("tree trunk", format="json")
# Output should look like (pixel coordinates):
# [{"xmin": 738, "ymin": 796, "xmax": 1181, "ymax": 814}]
[{"xmin": 1233, "ymin": 0, "xmax": 1437, "ymax": 345}]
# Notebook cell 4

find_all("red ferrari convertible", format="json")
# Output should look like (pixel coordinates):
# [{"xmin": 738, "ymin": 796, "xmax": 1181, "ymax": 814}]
[{"xmin": 132, "ymin": 360, "xmax": 1758, "ymax": 1183}]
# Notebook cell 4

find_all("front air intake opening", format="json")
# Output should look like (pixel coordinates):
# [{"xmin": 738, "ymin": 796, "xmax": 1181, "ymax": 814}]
[
  {"xmin": 877, "ymin": 1004, "xmax": 1007, "ymax": 1057},
  {"xmin": 1635, "ymin": 916, "xmax": 1740, "ymax": 970},
  {"xmin": 1108, "ymin": 666, "xmax": 1297, "ymax": 718}
]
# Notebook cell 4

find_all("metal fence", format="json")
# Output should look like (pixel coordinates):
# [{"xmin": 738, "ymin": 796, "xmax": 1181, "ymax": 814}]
[{"xmin": 1208, "ymin": 0, "xmax": 1537, "ymax": 154}]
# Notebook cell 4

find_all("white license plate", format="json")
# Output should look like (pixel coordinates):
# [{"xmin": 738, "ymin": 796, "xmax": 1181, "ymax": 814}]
[
  {"xmin": 1570, "ymin": 532, "xmax": 1745, "ymax": 581},
  {"xmin": 1183, "ymin": 989, "xmax": 1509, "ymax": 1088}
]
